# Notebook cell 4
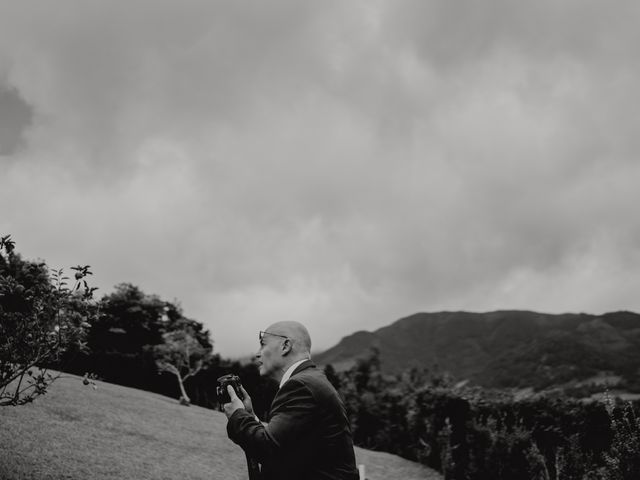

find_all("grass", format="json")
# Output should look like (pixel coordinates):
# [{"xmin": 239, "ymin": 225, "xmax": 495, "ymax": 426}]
[{"xmin": 0, "ymin": 373, "xmax": 441, "ymax": 480}]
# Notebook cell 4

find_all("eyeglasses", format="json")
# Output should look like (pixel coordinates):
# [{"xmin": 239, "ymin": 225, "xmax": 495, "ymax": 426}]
[{"xmin": 259, "ymin": 331, "xmax": 289, "ymax": 343}]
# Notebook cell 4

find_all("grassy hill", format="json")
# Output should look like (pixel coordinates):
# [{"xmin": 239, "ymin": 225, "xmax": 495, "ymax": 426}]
[
  {"xmin": 314, "ymin": 310, "xmax": 640, "ymax": 392},
  {"xmin": 0, "ymin": 373, "xmax": 440, "ymax": 480}
]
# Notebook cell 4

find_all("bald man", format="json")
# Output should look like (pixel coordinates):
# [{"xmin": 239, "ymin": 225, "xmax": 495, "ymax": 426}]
[{"xmin": 223, "ymin": 321, "xmax": 359, "ymax": 480}]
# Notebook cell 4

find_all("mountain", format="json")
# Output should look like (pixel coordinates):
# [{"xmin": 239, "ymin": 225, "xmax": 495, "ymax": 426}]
[{"xmin": 314, "ymin": 310, "xmax": 640, "ymax": 391}]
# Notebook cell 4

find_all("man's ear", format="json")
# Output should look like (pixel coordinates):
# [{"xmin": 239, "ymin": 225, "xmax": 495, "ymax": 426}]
[{"xmin": 281, "ymin": 338, "xmax": 292, "ymax": 356}]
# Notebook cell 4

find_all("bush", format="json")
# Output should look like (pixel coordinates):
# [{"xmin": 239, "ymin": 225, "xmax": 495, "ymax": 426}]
[
  {"xmin": 603, "ymin": 395, "xmax": 640, "ymax": 480},
  {"xmin": 331, "ymin": 350, "xmax": 640, "ymax": 479},
  {"xmin": 0, "ymin": 235, "xmax": 97, "ymax": 406}
]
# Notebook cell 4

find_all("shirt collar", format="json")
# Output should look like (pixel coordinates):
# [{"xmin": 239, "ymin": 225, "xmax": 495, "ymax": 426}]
[{"xmin": 279, "ymin": 358, "xmax": 310, "ymax": 389}]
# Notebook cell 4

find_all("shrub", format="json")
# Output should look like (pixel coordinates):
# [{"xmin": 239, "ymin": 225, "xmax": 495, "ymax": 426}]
[
  {"xmin": 0, "ymin": 235, "xmax": 97, "ymax": 406},
  {"xmin": 602, "ymin": 395, "xmax": 640, "ymax": 480},
  {"xmin": 333, "ymin": 350, "xmax": 640, "ymax": 479}
]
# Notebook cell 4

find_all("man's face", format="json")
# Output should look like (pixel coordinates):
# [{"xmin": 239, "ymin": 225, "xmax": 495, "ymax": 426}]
[{"xmin": 255, "ymin": 330, "xmax": 287, "ymax": 378}]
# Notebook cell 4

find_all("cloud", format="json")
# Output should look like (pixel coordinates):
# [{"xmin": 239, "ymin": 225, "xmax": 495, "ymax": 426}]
[
  {"xmin": 0, "ymin": 81, "xmax": 32, "ymax": 155},
  {"xmin": 1, "ymin": 0, "xmax": 640, "ymax": 356}
]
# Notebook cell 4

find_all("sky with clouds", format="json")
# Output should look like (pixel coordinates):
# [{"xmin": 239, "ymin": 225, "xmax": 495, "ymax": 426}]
[{"xmin": 2, "ymin": 0, "xmax": 640, "ymax": 357}]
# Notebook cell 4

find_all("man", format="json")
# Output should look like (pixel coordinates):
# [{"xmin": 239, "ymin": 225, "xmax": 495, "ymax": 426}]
[{"xmin": 223, "ymin": 321, "xmax": 359, "ymax": 480}]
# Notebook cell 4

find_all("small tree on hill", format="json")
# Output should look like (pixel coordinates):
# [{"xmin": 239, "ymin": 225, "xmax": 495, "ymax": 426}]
[
  {"xmin": 0, "ymin": 235, "xmax": 97, "ymax": 406},
  {"xmin": 153, "ymin": 321, "xmax": 213, "ymax": 406}
]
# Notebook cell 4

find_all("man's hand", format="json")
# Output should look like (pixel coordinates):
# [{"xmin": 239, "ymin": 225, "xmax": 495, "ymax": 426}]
[
  {"xmin": 238, "ymin": 385, "xmax": 254, "ymax": 414},
  {"xmin": 223, "ymin": 385, "xmax": 254, "ymax": 419}
]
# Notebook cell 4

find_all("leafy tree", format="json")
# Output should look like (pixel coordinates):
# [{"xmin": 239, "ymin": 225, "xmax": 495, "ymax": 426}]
[
  {"xmin": 0, "ymin": 235, "xmax": 97, "ymax": 406},
  {"xmin": 79, "ymin": 283, "xmax": 170, "ymax": 388},
  {"xmin": 602, "ymin": 395, "xmax": 640, "ymax": 480},
  {"xmin": 153, "ymin": 320, "xmax": 213, "ymax": 405},
  {"xmin": 77, "ymin": 283, "xmax": 218, "ymax": 405},
  {"xmin": 339, "ymin": 348, "xmax": 393, "ymax": 449},
  {"xmin": 92, "ymin": 283, "xmax": 167, "ymax": 354}
]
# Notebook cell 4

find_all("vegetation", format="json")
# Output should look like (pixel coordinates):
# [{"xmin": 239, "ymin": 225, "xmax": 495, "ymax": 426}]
[
  {"xmin": 329, "ymin": 349, "xmax": 640, "ymax": 480},
  {"xmin": 153, "ymin": 320, "xmax": 214, "ymax": 405},
  {"xmin": 58, "ymin": 281, "xmax": 277, "ymax": 416},
  {"xmin": 603, "ymin": 396, "xmax": 640, "ymax": 479},
  {"xmin": 0, "ymin": 235, "xmax": 97, "ymax": 406}
]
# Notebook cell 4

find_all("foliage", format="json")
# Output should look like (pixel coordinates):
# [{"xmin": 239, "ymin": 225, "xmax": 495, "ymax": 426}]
[
  {"xmin": 67, "ymin": 283, "xmax": 181, "ymax": 389},
  {"xmin": 330, "ymin": 349, "xmax": 640, "ymax": 480},
  {"xmin": 152, "ymin": 320, "xmax": 213, "ymax": 405},
  {"xmin": 602, "ymin": 394, "xmax": 640, "ymax": 480},
  {"xmin": 91, "ymin": 283, "xmax": 167, "ymax": 353},
  {"xmin": 0, "ymin": 235, "xmax": 97, "ymax": 406},
  {"xmin": 58, "ymin": 282, "xmax": 277, "ymax": 414}
]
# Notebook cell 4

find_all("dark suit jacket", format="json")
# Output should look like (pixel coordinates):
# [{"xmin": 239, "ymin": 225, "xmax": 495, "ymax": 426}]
[{"xmin": 227, "ymin": 360, "xmax": 359, "ymax": 480}]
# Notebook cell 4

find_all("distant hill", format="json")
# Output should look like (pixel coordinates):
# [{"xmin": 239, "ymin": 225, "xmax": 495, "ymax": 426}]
[{"xmin": 314, "ymin": 310, "xmax": 640, "ymax": 391}]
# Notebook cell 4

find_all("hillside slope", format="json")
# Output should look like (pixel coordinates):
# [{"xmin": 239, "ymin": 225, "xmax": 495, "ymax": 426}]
[
  {"xmin": 0, "ymin": 373, "xmax": 440, "ymax": 480},
  {"xmin": 315, "ymin": 310, "xmax": 640, "ymax": 391}
]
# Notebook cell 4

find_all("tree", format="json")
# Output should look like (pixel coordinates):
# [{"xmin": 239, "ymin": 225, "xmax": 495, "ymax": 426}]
[
  {"xmin": 74, "ymin": 283, "xmax": 216, "ymax": 402},
  {"xmin": 153, "ymin": 320, "xmax": 213, "ymax": 405},
  {"xmin": 78, "ymin": 283, "xmax": 168, "ymax": 388},
  {"xmin": 603, "ymin": 396, "xmax": 640, "ymax": 480},
  {"xmin": 0, "ymin": 235, "xmax": 97, "ymax": 406},
  {"xmin": 92, "ymin": 283, "xmax": 166, "ymax": 354}
]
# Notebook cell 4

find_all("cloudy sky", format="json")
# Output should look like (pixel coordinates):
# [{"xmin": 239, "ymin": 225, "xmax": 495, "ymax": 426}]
[{"xmin": 2, "ymin": 0, "xmax": 640, "ymax": 357}]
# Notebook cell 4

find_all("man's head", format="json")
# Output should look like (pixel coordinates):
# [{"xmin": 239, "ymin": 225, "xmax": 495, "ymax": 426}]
[{"xmin": 255, "ymin": 321, "xmax": 312, "ymax": 381}]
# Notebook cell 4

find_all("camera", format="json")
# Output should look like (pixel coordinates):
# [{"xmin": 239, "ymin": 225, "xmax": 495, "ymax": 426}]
[{"xmin": 216, "ymin": 374, "xmax": 244, "ymax": 411}]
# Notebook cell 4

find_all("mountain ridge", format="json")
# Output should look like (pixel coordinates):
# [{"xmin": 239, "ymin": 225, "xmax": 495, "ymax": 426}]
[{"xmin": 314, "ymin": 310, "xmax": 640, "ymax": 392}]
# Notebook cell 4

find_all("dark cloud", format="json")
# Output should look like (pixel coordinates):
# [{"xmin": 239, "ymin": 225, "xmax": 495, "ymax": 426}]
[
  {"xmin": 381, "ymin": 1, "xmax": 640, "ymax": 67},
  {"xmin": 0, "ymin": 82, "xmax": 32, "ymax": 155},
  {"xmin": 1, "ymin": 0, "xmax": 639, "ymax": 356}
]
